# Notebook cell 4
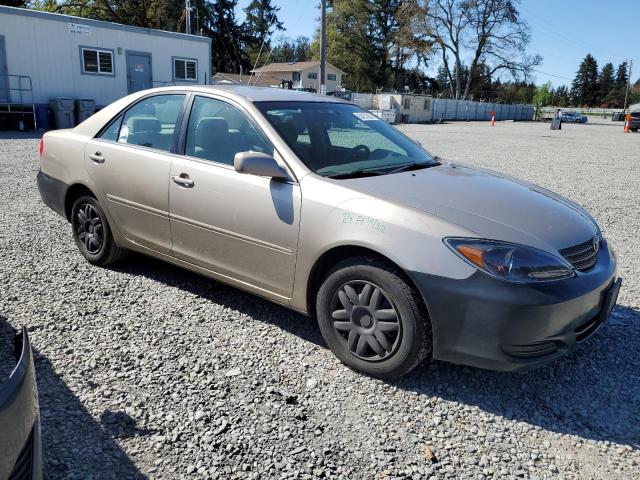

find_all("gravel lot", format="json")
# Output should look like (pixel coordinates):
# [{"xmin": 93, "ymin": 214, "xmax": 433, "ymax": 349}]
[{"xmin": 0, "ymin": 120, "xmax": 638, "ymax": 480}]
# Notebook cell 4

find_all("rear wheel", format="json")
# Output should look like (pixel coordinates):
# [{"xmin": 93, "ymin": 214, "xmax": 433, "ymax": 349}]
[
  {"xmin": 316, "ymin": 256, "xmax": 431, "ymax": 379},
  {"xmin": 71, "ymin": 195, "xmax": 127, "ymax": 266}
]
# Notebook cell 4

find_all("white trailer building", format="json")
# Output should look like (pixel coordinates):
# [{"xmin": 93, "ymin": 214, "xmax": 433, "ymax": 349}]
[{"xmin": 0, "ymin": 5, "xmax": 211, "ymax": 128}]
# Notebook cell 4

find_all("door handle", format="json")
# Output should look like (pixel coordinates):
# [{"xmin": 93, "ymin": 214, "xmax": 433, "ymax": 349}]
[
  {"xmin": 89, "ymin": 152, "xmax": 105, "ymax": 164},
  {"xmin": 172, "ymin": 174, "xmax": 194, "ymax": 188}
]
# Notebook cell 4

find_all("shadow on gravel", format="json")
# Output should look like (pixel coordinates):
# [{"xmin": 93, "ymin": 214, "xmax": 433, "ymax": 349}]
[
  {"xmin": 100, "ymin": 410, "xmax": 158, "ymax": 439},
  {"xmin": 0, "ymin": 130, "xmax": 42, "ymax": 140},
  {"xmin": 0, "ymin": 316, "xmax": 147, "ymax": 480},
  {"xmin": 394, "ymin": 305, "xmax": 640, "ymax": 449},
  {"xmin": 112, "ymin": 254, "xmax": 640, "ymax": 449},
  {"xmin": 111, "ymin": 253, "xmax": 326, "ymax": 348}
]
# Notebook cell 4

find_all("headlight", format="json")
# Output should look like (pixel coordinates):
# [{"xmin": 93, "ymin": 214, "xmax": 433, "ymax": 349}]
[{"xmin": 444, "ymin": 238, "xmax": 574, "ymax": 283}]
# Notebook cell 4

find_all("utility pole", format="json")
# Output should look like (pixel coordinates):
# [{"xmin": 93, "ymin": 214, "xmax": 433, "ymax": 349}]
[
  {"xmin": 623, "ymin": 59, "xmax": 632, "ymax": 111},
  {"xmin": 185, "ymin": 0, "xmax": 192, "ymax": 35},
  {"xmin": 319, "ymin": 0, "xmax": 327, "ymax": 95}
]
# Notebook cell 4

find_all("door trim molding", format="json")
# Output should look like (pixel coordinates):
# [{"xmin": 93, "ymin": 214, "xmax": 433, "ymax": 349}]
[
  {"xmin": 106, "ymin": 193, "xmax": 168, "ymax": 218},
  {"xmin": 170, "ymin": 212, "xmax": 294, "ymax": 255}
]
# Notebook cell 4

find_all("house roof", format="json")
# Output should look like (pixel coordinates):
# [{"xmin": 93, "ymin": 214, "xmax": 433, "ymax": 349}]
[
  {"xmin": 211, "ymin": 72, "xmax": 284, "ymax": 88},
  {"xmin": 0, "ymin": 5, "xmax": 210, "ymax": 44},
  {"xmin": 252, "ymin": 61, "xmax": 346, "ymax": 74}
]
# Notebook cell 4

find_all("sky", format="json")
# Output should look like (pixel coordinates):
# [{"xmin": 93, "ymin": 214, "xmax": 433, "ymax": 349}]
[{"xmin": 235, "ymin": 0, "xmax": 640, "ymax": 87}]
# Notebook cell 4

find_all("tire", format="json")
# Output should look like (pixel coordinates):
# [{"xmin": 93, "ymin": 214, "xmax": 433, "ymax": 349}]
[
  {"xmin": 632, "ymin": 128, "xmax": 638, "ymax": 133},
  {"xmin": 71, "ymin": 195, "xmax": 127, "ymax": 266},
  {"xmin": 316, "ymin": 256, "xmax": 432, "ymax": 379}
]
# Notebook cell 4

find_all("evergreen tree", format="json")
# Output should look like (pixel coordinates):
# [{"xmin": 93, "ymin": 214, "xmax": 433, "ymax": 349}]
[
  {"xmin": 598, "ymin": 62, "xmax": 615, "ymax": 105},
  {"xmin": 611, "ymin": 61, "xmax": 630, "ymax": 105},
  {"xmin": 269, "ymin": 37, "xmax": 311, "ymax": 63},
  {"xmin": 209, "ymin": 0, "xmax": 251, "ymax": 74},
  {"xmin": 571, "ymin": 54, "xmax": 599, "ymax": 106},
  {"xmin": 554, "ymin": 85, "xmax": 570, "ymax": 107},
  {"xmin": 315, "ymin": 0, "xmax": 380, "ymax": 92},
  {"xmin": 243, "ymin": 0, "xmax": 284, "ymax": 66}
]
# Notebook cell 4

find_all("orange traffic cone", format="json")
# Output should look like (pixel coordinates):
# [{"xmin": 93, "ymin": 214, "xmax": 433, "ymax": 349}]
[
  {"xmin": 624, "ymin": 113, "xmax": 630, "ymax": 133},
  {"xmin": 490, "ymin": 111, "xmax": 495, "ymax": 127}
]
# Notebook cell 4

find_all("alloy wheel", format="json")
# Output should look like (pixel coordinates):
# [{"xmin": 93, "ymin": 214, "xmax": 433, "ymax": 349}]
[
  {"xmin": 75, "ymin": 203, "xmax": 104, "ymax": 254},
  {"xmin": 330, "ymin": 281, "xmax": 401, "ymax": 361}
]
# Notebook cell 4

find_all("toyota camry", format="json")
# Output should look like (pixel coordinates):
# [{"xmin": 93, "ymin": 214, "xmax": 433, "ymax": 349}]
[{"xmin": 37, "ymin": 86, "xmax": 620, "ymax": 378}]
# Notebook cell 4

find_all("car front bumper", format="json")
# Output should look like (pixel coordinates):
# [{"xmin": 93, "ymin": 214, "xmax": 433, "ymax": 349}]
[
  {"xmin": 410, "ymin": 242, "xmax": 619, "ymax": 371},
  {"xmin": 0, "ymin": 326, "xmax": 43, "ymax": 480}
]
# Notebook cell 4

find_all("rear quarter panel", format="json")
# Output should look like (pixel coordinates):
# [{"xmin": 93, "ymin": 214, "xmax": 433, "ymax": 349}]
[{"xmin": 40, "ymin": 130, "xmax": 93, "ymax": 191}]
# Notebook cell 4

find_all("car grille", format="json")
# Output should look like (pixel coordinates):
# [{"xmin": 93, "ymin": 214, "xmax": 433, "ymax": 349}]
[
  {"xmin": 559, "ymin": 236, "xmax": 600, "ymax": 271},
  {"xmin": 8, "ymin": 426, "xmax": 34, "ymax": 480}
]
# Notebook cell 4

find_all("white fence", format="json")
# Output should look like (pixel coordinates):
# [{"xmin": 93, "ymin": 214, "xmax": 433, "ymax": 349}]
[{"xmin": 341, "ymin": 92, "xmax": 534, "ymax": 123}]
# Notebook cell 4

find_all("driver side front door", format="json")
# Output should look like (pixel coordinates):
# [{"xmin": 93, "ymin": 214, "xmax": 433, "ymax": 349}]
[{"xmin": 169, "ymin": 95, "xmax": 301, "ymax": 301}]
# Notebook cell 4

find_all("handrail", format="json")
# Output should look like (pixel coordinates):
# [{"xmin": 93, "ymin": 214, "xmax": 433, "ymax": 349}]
[{"xmin": 0, "ymin": 74, "xmax": 34, "ymax": 106}]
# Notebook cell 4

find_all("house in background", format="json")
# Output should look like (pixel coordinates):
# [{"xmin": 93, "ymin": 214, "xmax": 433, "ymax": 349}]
[
  {"xmin": 0, "ymin": 5, "xmax": 211, "ymax": 128},
  {"xmin": 251, "ymin": 61, "xmax": 345, "ymax": 93},
  {"xmin": 211, "ymin": 72, "xmax": 284, "ymax": 88}
]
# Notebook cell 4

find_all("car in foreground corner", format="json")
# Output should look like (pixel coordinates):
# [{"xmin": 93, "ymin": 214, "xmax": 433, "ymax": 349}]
[
  {"xmin": 0, "ymin": 325, "xmax": 42, "ymax": 480},
  {"xmin": 37, "ymin": 86, "xmax": 620, "ymax": 378}
]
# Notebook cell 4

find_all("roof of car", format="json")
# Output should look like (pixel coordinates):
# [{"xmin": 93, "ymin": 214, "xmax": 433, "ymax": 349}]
[{"xmin": 156, "ymin": 85, "xmax": 349, "ymax": 103}]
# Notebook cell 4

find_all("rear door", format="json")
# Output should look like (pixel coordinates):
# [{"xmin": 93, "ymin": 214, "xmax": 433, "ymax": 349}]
[
  {"xmin": 126, "ymin": 51, "xmax": 153, "ymax": 94},
  {"xmin": 85, "ymin": 93, "xmax": 186, "ymax": 254}
]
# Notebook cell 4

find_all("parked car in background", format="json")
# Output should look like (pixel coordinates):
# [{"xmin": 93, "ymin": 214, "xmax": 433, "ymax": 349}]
[
  {"xmin": 611, "ymin": 111, "xmax": 626, "ymax": 121},
  {"xmin": 37, "ymin": 86, "xmax": 620, "ymax": 378},
  {"xmin": 0, "ymin": 324, "xmax": 42, "ymax": 480},
  {"xmin": 560, "ymin": 111, "xmax": 588, "ymax": 123},
  {"xmin": 628, "ymin": 111, "xmax": 639, "ymax": 132}
]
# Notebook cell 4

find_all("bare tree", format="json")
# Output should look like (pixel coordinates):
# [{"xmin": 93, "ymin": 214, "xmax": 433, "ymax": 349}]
[{"xmin": 418, "ymin": 0, "xmax": 541, "ymax": 99}]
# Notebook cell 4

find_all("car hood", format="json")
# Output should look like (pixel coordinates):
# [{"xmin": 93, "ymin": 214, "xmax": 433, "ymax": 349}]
[{"xmin": 343, "ymin": 163, "xmax": 597, "ymax": 252}]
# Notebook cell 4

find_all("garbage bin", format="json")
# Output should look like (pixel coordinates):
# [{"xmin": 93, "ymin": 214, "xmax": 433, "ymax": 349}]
[
  {"xmin": 34, "ymin": 104, "xmax": 51, "ymax": 131},
  {"xmin": 74, "ymin": 98, "xmax": 95, "ymax": 125},
  {"xmin": 49, "ymin": 98, "xmax": 75, "ymax": 129}
]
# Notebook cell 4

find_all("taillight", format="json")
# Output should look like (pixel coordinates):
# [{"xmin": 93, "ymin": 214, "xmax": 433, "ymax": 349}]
[{"xmin": 39, "ymin": 137, "xmax": 44, "ymax": 157}]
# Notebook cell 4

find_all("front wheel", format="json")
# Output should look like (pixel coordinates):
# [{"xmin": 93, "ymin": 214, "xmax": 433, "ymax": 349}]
[
  {"xmin": 316, "ymin": 256, "xmax": 432, "ymax": 379},
  {"xmin": 71, "ymin": 195, "xmax": 127, "ymax": 266}
]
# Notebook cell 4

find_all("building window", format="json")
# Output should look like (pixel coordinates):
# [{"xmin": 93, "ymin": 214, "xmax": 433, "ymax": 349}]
[
  {"xmin": 292, "ymin": 72, "xmax": 301, "ymax": 82},
  {"xmin": 327, "ymin": 73, "xmax": 336, "ymax": 81},
  {"xmin": 81, "ymin": 47, "xmax": 114, "ymax": 75},
  {"xmin": 308, "ymin": 72, "xmax": 318, "ymax": 79},
  {"xmin": 403, "ymin": 97, "xmax": 411, "ymax": 109},
  {"xmin": 424, "ymin": 99, "xmax": 430, "ymax": 110},
  {"xmin": 174, "ymin": 58, "xmax": 198, "ymax": 81}
]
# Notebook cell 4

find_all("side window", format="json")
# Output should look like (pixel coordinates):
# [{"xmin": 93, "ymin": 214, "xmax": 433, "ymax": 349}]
[
  {"xmin": 185, "ymin": 96, "xmax": 273, "ymax": 166},
  {"xmin": 119, "ymin": 94, "xmax": 185, "ymax": 152},
  {"xmin": 99, "ymin": 114, "xmax": 123, "ymax": 142}
]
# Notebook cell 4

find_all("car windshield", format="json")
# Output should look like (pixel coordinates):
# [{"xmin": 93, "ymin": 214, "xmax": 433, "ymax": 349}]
[{"xmin": 255, "ymin": 101, "xmax": 438, "ymax": 177}]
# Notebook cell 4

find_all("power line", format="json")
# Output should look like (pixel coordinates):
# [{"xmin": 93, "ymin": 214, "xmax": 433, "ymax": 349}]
[{"xmin": 531, "ymin": 69, "xmax": 573, "ymax": 82}]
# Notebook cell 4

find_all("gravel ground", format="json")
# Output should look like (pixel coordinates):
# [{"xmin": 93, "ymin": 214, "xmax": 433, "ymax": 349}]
[{"xmin": 0, "ymin": 120, "xmax": 638, "ymax": 480}]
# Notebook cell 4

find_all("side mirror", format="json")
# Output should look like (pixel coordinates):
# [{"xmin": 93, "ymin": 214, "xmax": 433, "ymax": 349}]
[{"xmin": 234, "ymin": 151, "xmax": 290, "ymax": 180}]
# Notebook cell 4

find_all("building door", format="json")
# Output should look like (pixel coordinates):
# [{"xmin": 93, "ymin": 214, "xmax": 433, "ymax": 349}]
[
  {"xmin": 0, "ymin": 36, "xmax": 9, "ymax": 102},
  {"xmin": 126, "ymin": 51, "xmax": 152, "ymax": 94}
]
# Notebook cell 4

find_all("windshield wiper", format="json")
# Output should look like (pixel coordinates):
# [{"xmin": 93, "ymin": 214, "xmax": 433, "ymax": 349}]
[
  {"xmin": 324, "ymin": 169, "xmax": 387, "ymax": 179},
  {"xmin": 386, "ymin": 158, "xmax": 442, "ymax": 175},
  {"xmin": 324, "ymin": 157, "xmax": 442, "ymax": 179}
]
